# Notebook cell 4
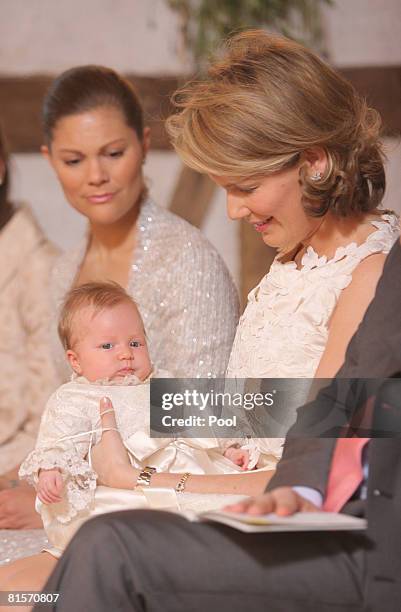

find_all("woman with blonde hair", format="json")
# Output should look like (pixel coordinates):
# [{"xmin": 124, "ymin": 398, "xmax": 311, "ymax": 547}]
[
  {"xmin": 170, "ymin": 34, "xmax": 396, "ymax": 367},
  {"xmin": 166, "ymin": 28, "xmax": 398, "ymax": 465}
]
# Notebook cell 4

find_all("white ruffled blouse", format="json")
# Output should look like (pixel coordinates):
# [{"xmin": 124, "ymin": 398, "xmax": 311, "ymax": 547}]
[{"xmin": 227, "ymin": 213, "xmax": 400, "ymax": 465}]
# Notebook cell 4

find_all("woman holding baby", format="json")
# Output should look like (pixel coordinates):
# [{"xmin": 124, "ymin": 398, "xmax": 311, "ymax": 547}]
[{"xmin": 1, "ymin": 29, "xmax": 399, "ymax": 602}]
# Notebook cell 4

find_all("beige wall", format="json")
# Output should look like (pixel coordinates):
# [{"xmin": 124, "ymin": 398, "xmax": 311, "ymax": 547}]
[
  {"xmin": 0, "ymin": 0, "xmax": 190, "ymax": 76},
  {"xmin": 323, "ymin": 0, "xmax": 401, "ymax": 66}
]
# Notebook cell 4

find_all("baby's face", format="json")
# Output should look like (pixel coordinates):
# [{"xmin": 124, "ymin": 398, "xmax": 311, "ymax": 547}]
[{"xmin": 67, "ymin": 301, "xmax": 152, "ymax": 382}]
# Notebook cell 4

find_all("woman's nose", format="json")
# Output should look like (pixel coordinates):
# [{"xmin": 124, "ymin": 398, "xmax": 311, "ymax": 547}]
[
  {"xmin": 226, "ymin": 195, "xmax": 250, "ymax": 221},
  {"xmin": 87, "ymin": 158, "xmax": 108, "ymax": 186}
]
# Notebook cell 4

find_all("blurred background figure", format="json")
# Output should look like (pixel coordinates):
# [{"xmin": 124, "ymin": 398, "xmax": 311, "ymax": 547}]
[
  {"xmin": 0, "ymin": 122, "xmax": 59, "ymax": 483},
  {"xmin": 0, "ymin": 117, "xmax": 60, "ymax": 565}
]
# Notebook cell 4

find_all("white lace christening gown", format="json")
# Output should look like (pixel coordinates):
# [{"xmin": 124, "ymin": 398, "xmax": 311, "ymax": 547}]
[
  {"xmin": 226, "ymin": 213, "xmax": 400, "ymax": 467},
  {"xmin": 19, "ymin": 374, "xmax": 246, "ymax": 556}
]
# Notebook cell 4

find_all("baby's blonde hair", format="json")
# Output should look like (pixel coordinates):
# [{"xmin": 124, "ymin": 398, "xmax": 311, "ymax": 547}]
[
  {"xmin": 166, "ymin": 29, "xmax": 385, "ymax": 217},
  {"xmin": 58, "ymin": 281, "xmax": 140, "ymax": 350}
]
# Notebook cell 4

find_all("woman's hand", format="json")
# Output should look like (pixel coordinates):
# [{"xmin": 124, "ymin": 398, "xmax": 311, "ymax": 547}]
[
  {"xmin": 0, "ymin": 484, "xmax": 42, "ymax": 529},
  {"xmin": 91, "ymin": 398, "xmax": 138, "ymax": 488}
]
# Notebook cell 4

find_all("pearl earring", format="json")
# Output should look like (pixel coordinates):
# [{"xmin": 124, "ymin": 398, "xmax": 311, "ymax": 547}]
[{"xmin": 310, "ymin": 170, "xmax": 322, "ymax": 181}]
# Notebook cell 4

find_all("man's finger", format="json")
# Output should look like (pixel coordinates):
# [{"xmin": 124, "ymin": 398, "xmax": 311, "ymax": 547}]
[
  {"xmin": 244, "ymin": 496, "xmax": 276, "ymax": 515},
  {"xmin": 299, "ymin": 499, "xmax": 319, "ymax": 513},
  {"xmin": 271, "ymin": 489, "xmax": 301, "ymax": 516},
  {"xmin": 223, "ymin": 499, "xmax": 252, "ymax": 513},
  {"xmin": 224, "ymin": 495, "xmax": 273, "ymax": 514}
]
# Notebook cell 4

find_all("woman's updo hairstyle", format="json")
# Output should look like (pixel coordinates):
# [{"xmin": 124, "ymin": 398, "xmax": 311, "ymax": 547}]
[
  {"xmin": 167, "ymin": 30, "xmax": 386, "ymax": 217},
  {"xmin": 42, "ymin": 65, "xmax": 144, "ymax": 145},
  {"xmin": 0, "ymin": 123, "xmax": 14, "ymax": 230}
]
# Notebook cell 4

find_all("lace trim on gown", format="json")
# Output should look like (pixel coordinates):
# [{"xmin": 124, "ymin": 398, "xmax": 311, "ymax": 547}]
[
  {"xmin": 19, "ymin": 446, "xmax": 97, "ymax": 524},
  {"xmin": 227, "ymin": 213, "xmax": 400, "ymax": 466}
]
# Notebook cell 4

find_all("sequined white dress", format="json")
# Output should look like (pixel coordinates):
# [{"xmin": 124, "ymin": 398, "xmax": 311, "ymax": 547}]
[
  {"xmin": 226, "ymin": 213, "xmax": 400, "ymax": 466},
  {"xmin": 19, "ymin": 374, "xmax": 244, "ymax": 556},
  {"xmin": 50, "ymin": 197, "xmax": 239, "ymax": 380}
]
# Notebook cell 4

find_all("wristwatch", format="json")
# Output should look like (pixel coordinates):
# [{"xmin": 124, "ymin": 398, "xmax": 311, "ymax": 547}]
[{"xmin": 135, "ymin": 466, "xmax": 157, "ymax": 488}]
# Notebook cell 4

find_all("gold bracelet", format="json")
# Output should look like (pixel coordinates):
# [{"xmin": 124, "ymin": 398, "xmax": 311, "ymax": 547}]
[
  {"xmin": 175, "ymin": 472, "xmax": 191, "ymax": 493},
  {"xmin": 135, "ymin": 466, "xmax": 157, "ymax": 489}
]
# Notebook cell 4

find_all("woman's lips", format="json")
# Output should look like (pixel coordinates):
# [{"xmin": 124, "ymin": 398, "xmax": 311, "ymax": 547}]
[
  {"xmin": 86, "ymin": 192, "xmax": 116, "ymax": 204},
  {"xmin": 253, "ymin": 217, "xmax": 273, "ymax": 232}
]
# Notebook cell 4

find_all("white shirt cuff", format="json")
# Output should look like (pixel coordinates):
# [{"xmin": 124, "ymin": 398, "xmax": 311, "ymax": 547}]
[{"xmin": 292, "ymin": 486, "xmax": 323, "ymax": 508}]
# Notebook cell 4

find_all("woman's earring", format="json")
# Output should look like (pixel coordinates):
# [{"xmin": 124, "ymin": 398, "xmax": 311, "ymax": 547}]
[{"xmin": 310, "ymin": 170, "xmax": 322, "ymax": 181}]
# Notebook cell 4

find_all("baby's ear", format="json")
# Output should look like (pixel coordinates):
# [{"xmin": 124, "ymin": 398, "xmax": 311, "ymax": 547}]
[{"xmin": 66, "ymin": 350, "xmax": 82, "ymax": 375}]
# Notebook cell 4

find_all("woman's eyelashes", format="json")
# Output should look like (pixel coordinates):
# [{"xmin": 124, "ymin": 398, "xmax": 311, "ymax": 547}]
[
  {"xmin": 108, "ymin": 149, "xmax": 124, "ymax": 158},
  {"xmin": 62, "ymin": 150, "xmax": 124, "ymax": 167},
  {"xmin": 63, "ymin": 158, "xmax": 81, "ymax": 166},
  {"xmin": 231, "ymin": 185, "xmax": 258, "ymax": 195}
]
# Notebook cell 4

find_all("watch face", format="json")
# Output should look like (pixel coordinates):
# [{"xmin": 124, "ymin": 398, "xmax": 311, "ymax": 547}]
[{"xmin": 137, "ymin": 466, "xmax": 156, "ymax": 486}]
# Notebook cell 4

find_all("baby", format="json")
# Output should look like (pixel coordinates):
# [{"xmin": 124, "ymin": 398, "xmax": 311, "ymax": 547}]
[
  {"xmin": 36, "ymin": 281, "xmax": 152, "ymax": 505},
  {"xmin": 36, "ymin": 282, "xmax": 250, "ymax": 504},
  {"xmin": 19, "ymin": 282, "xmax": 250, "ymax": 554}
]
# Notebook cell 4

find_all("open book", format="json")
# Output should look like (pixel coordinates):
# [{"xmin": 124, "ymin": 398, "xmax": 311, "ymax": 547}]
[
  {"xmin": 183, "ymin": 510, "xmax": 367, "ymax": 533},
  {"xmin": 140, "ymin": 489, "xmax": 367, "ymax": 533}
]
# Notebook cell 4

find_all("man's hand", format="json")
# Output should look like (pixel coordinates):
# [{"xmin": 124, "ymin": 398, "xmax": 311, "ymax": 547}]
[
  {"xmin": 224, "ymin": 487, "xmax": 319, "ymax": 516},
  {"xmin": 0, "ymin": 484, "xmax": 42, "ymax": 529}
]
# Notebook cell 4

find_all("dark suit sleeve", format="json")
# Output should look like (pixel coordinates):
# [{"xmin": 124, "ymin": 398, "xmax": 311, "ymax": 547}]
[
  {"xmin": 336, "ymin": 239, "xmax": 401, "ymax": 379},
  {"xmin": 267, "ymin": 240, "xmax": 401, "ymax": 493}
]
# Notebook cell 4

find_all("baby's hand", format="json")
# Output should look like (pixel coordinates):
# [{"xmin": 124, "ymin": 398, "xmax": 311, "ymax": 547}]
[
  {"xmin": 37, "ymin": 468, "xmax": 64, "ymax": 504},
  {"xmin": 224, "ymin": 446, "xmax": 251, "ymax": 470}
]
